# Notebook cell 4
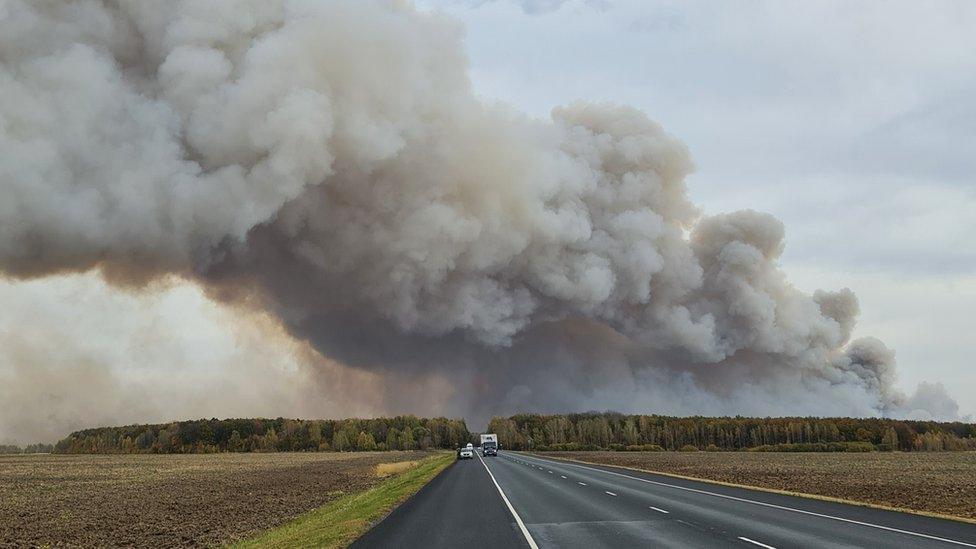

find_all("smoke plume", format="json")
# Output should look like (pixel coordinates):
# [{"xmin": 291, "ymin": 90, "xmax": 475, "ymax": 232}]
[
  {"xmin": 0, "ymin": 274, "xmax": 395, "ymax": 444},
  {"xmin": 0, "ymin": 0, "xmax": 959, "ymax": 432}
]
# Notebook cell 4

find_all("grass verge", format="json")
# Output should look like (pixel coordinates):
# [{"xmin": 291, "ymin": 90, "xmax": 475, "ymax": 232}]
[{"xmin": 232, "ymin": 452, "xmax": 453, "ymax": 549}]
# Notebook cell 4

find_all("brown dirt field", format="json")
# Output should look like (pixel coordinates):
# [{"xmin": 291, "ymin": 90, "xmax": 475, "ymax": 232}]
[
  {"xmin": 0, "ymin": 451, "xmax": 431, "ymax": 548},
  {"xmin": 537, "ymin": 451, "xmax": 976, "ymax": 521}
]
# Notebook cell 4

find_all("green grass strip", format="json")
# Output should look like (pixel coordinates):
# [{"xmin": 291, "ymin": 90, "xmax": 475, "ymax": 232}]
[{"xmin": 232, "ymin": 452, "xmax": 454, "ymax": 549}]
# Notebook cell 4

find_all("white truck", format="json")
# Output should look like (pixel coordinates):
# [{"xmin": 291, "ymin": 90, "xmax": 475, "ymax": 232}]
[{"xmin": 480, "ymin": 433, "xmax": 498, "ymax": 456}]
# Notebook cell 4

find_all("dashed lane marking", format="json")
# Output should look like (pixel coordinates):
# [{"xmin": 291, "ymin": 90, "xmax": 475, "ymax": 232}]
[{"xmin": 515, "ymin": 453, "xmax": 976, "ymax": 549}]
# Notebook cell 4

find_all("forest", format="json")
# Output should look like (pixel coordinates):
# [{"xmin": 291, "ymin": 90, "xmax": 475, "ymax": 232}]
[
  {"xmin": 487, "ymin": 413, "xmax": 976, "ymax": 452},
  {"xmin": 47, "ymin": 413, "xmax": 976, "ymax": 454},
  {"xmin": 53, "ymin": 416, "xmax": 470, "ymax": 454}
]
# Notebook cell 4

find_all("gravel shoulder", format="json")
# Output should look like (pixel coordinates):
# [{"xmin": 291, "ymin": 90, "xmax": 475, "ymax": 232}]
[
  {"xmin": 537, "ymin": 451, "xmax": 976, "ymax": 521},
  {"xmin": 0, "ymin": 451, "xmax": 431, "ymax": 547}
]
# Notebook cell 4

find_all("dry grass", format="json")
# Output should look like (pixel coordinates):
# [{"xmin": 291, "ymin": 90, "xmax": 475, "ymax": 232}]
[
  {"xmin": 374, "ymin": 460, "xmax": 421, "ymax": 477},
  {"xmin": 234, "ymin": 454, "xmax": 453, "ymax": 549},
  {"xmin": 0, "ymin": 451, "xmax": 430, "ymax": 547},
  {"xmin": 538, "ymin": 451, "xmax": 976, "ymax": 521}
]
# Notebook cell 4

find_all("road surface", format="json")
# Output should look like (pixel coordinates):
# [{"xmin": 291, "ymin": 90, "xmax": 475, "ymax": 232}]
[{"xmin": 353, "ymin": 451, "xmax": 976, "ymax": 548}]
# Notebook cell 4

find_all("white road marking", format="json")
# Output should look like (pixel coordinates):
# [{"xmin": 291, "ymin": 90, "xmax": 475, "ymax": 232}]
[
  {"xmin": 739, "ymin": 537, "xmax": 776, "ymax": 549},
  {"xmin": 515, "ymin": 453, "xmax": 976, "ymax": 548},
  {"xmin": 650, "ymin": 507, "xmax": 670, "ymax": 514},
  {"xmin": 477, "ymin": 452, "xmax": 539, "ymax": 549},
  {"xmin": 578, "ymin": 482, "xmax": 587, "ymax": 486},
  {"xmin": 548, "ymin": 470, "xmax": 554, "ymax": 474},
  {"xmin": 605, "ymin": 491, "xmax": 618, "ymax": 497},
  {"xmin": 560, "ymin": 475, "xmax": 567, "ymax": 479}
]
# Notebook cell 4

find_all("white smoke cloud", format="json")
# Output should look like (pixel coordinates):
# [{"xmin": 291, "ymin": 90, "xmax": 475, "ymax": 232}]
[
  {"xmin": 0, "ymin": 274, "xmax": 389, "ymax": 445},
  {"xmin": 0, "ymin": 0, "xmax": 960, "ymax": 435}
]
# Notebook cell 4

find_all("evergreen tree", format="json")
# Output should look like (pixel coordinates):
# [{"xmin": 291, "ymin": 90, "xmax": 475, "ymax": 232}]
[
  {"xmin": 333, "ymin": 430, "xmax": 351, "ymax": 452},
  {"xmin": 228, "ymin": 430, "xmax": 243, "ymax": 452}
]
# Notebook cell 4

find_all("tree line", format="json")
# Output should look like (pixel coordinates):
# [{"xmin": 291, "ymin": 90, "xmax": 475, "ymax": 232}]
[
  {"xmin": 54, "ymin": 416, "xmax": 471, "ymax": 454},
  {"xmin": 0, "ymin": 443, "xmax": 55, "ymax": 454},
  {"xmin": 487, "ymin": 413, "xmax": 976, "ymax": 452},
  {"xmin": 45, "ymin": 413, "xmax": 976, "ymax": 454}
]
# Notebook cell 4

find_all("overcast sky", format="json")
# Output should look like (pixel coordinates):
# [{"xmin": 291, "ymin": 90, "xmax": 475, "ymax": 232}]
[{"xmin": 417, "ymin": 0, "xmax": 976, "ymax": 415}]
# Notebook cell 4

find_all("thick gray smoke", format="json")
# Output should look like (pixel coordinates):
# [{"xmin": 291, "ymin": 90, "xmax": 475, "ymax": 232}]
[{"xmin": 0, "ymin": 0, "xmax": 958, "ymax": 427}]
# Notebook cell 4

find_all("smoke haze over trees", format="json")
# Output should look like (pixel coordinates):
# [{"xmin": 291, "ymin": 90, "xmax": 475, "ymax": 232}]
[
  {"xmin": 54, "ymin": 417, "xmax": 471, "ymax": 454},
  {"xmin": 0, "ymin": 0, "xmax": 964, "ymax": 437},
  {"xmin": 0, "ymin": 443, "xmax": 54, "ymax": 454},
  {"xmin": 488, "ymin": 413, "xmax": 976, "ymax": 452}
]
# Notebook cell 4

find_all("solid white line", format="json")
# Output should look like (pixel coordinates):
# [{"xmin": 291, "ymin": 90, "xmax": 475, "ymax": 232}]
[
  {"xmin": 515, "ymin": 454, "xmax": 976, "ymax": 548},
  {"xmin": 578, "ymin": 482, "xmax": 587, "ymax": 486},
  {"xmin": 739, "ymin": 537, "xmax": 776, "ymax": 549},
  {"xmin": 650, "ymin": 506, "xmax": 670, "ymax": 514},
  {"xmin": 478, "ymin": 453, "xmax": 539, "ymax": 549},
  {"xmin": 605, "ymin": 491, "xmax": 618, "ymax": 497}
]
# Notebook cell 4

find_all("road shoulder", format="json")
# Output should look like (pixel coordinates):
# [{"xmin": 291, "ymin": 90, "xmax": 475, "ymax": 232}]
[{"xmin": 233, "ymin": 452, "xmax": 453, "ymax": 549}]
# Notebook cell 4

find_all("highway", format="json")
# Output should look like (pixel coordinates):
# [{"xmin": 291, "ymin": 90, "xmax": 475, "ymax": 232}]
[{"xmin": 353, "ymin": 451, "xmax": 976, "ymax": 548}]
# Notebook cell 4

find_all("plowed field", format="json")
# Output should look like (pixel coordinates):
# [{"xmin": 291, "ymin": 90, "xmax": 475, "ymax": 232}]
[{"xmin": 0, "ymin": 451, "xmax": 430, "ymax": 547}]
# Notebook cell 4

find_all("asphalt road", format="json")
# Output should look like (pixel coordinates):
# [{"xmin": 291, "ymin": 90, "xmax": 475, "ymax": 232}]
[
  {"xmin": 354, "ymin": 451, "xmax": 976, "ymax": 548},
  {"xmin": 350, "ymin": 454, "xmax": 529, "ymax": 549}
]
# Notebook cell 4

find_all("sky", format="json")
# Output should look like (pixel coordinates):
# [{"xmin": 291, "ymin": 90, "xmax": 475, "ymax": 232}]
[
  {"xmin": 1, "ymin": 0, "xmax": 973, "ymax": 444},
  {"xmin": 416, "ymin": 0, "xmax": 976, "ymax": 413}
]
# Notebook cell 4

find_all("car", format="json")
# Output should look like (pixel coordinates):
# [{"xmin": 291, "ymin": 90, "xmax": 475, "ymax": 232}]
[{"xmin": 458, "ymin": 447, "xmax": 473, "ymax": 460}]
